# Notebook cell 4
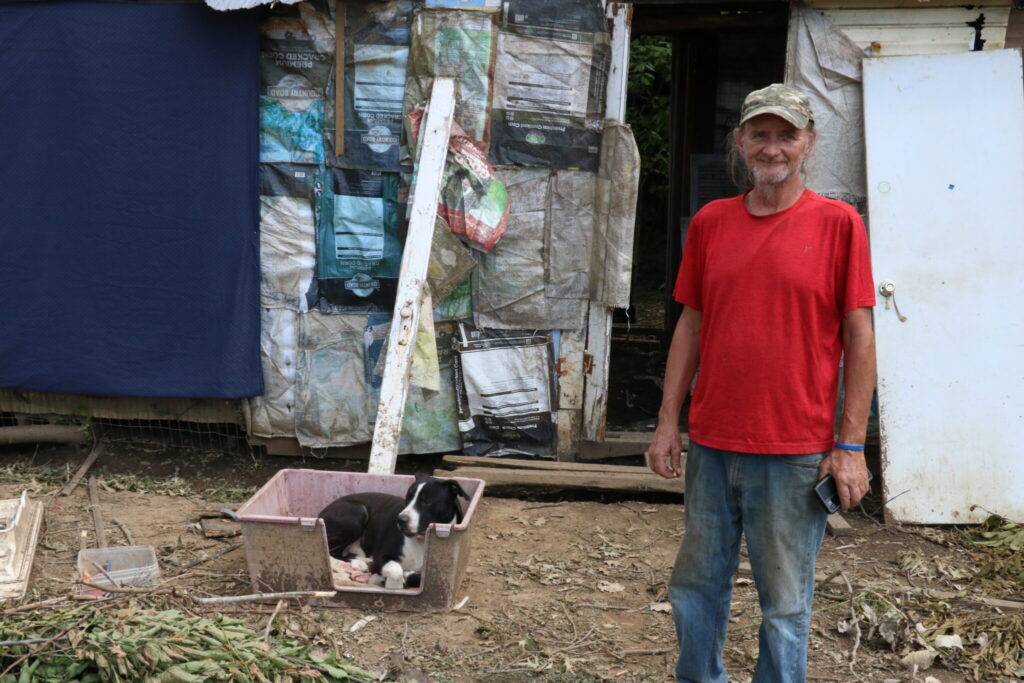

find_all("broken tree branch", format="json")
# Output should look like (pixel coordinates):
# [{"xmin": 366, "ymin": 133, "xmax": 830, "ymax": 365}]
[
  {"xmin": 190, "ymin": 591, "xmax": 337, "ymax": 606},
  {"xmin": 87, "ymin": 477, "xmax": 106, "ymax": 548},
  {"xmin": 262, "ymin": 599, "xmax": 286, "ymax": 640},
  {"xmin": 79, "ymin": 580, "xmax": 156, "ymax": 595},
  {"xmin": 111, "ymin": 518, "xmax": 134, "ymax": 546},
  {"xmin": 178, "ymin": 542, "xmax": 242, "ymax": 570}
]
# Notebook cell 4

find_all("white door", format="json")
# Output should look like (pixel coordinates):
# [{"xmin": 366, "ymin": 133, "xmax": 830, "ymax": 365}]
[{"xmin": 863, "ymin": 49, "xmax": 1024, "ymax": 524}]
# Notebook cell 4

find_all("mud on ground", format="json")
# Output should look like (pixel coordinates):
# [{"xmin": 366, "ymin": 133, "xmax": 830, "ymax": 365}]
[{"xmin": 2, "ymin": 442, "xmax": 1021, "ymax": 682}]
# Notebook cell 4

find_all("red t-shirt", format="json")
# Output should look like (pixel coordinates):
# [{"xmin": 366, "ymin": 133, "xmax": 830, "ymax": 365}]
[{"xmin": 673, "ymin": 190, "xmax": 876, "ymax": 454}]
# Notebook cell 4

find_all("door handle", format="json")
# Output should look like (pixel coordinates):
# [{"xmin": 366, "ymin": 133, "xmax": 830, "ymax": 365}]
[{"xmin": 878, "ymin": 280, "xmax": 908, "ymax": 322}]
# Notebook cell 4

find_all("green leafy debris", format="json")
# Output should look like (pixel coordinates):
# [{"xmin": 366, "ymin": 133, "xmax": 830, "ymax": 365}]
[{"xmin": 0, "ymin": 602, "xmax": 373, "ymax": 683}]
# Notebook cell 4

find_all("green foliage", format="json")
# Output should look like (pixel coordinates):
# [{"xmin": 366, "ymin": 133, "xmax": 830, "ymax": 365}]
[
  {"xmin": 626, "ymin": 35, "xmax": 673, "ymax": 184},
  {"xmin": 964, "ymin": 515, "xmax": 1024, "ymax": 593},
  {"xmin": 626, "ymin": 34, "xmax": 673, "ymax": 269},
  {"xmin": 0, "ymin": 603, "xmax": 375, "ymax": 683}
]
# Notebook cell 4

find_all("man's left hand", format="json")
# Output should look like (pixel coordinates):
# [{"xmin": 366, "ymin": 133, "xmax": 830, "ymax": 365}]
[{"xmin": 817, "ymin": 448, "xmax": 870, "ymax": 511}]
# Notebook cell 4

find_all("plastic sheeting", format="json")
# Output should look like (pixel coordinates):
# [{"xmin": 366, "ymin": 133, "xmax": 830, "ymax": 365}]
[
  {"xmin": 425, "ymin": 0, "xmax": 500, "ymax": 8},
  {"xmin": 259, "ymin": 1, "xmax": 334, "ymax": 165},
  {"xmin": 246, "ymin": 308, "xmax": 299, "ymax": 438},
  {"xmin": 207, "ymin": 0, "xmax": 301, "ymax": 9},
  {"xmin": 316, "ymin": 169, "xmax": 404, "ymax": 311},
  {"xmin": 434, "ymin": 278, "xmax": 473, "ymax": 321},
  {"xmin": 546, "ymin": 171, "xmax": 595, "ymax": 299},
  {"xmin": 283, "ymin": 311, "xmax": 460, "ymax": 451},
  {"xmin": 489, "ymin": 0, "xmax": 609, "ymax": 171},
  {"xmin": 366, "ymin": 319, "xmax": 462, "ymax": 454},
  {"xmin": 408, "ymin": 106, "xmax": 509, "ymax": 251},
  {"xmin": 403, "ymin": 8, "xmax": 497, "ymax": 157},
  {"xmin": 259, "ymin": 164, "xmax": 317, "ymax": 310},
  {"xmin": 329, "ymin": 0, "xmax": 413, "ymax": 171},
  {"xmin": 590, "ymin": 121, "xmax": 639, "ymax": 308},
  {"xmin": 0, "ymin": 1, "xmax": 262, "ymax": 399},
  {"xmin": 786, "ymin": 3, "xmax": 867, "ymax": 209},
  {"xmin": 453, "ymin": 323, "xmax": 555, "ymax": 456},
  {"xmin": 428, "ymin": 218, "xmax": 477, "ymax": 304},
  {"xmin": 472, "ymin": 168, "xmax": 589, "ymax": 330},
  {"xmin": 294, "ymin": 312, "xmax": 373, "ymax": 448}
]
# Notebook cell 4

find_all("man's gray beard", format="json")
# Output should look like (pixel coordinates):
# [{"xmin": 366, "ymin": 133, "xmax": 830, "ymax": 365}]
[{"xmin": 749, "ymin": 163, "xmax": 795, "ymax": 187}]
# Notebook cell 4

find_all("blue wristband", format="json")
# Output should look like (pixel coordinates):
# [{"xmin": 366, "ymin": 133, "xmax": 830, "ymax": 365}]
[{"xmin": 835, "ymin": 442, "xmax": 865, "ymax": 451}]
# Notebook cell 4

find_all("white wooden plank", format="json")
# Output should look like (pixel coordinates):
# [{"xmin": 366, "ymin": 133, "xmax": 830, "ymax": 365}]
[
  {"xmin": 809, "ymin": 0, "xmax": 1006, "ymax": 9},
  {"xmin": 824, "ymin": 7, "xmax": 1009, "ymax": 27},
  {"xmin": 604, "ymin": 3, "xmax": 632, "ymax": 121},
  {"xmin": 864, "ymin": 50, "xmax": 1024, "ymax": 523},
  {"xmin": 583, "ymin": 308, "xmax": 612, "ymax": 441},
  {"xmin": 582, "ymin": 2, "xmax": 633, "ymax": 443},
  {"xmin": 367, "ymin": 77, "xmax": 456, "ymax": 475},
  {"xmin": 558, "ymin": 330, "xmax": 586, "ymax": 411},
  {"xmin": 845, "ymin": 34, "xmax": 1005, "ymax": 56},
  {"xmin": 818, "ymin": 6, "xmax": 1010, "ymax": 54},
  {"xmin": 557, "ymin": 329, "xmax": 586, "ymax": 461},
  {"xmin": 835, "ymin": 24, "xmax": 991, "ymax": 44}
]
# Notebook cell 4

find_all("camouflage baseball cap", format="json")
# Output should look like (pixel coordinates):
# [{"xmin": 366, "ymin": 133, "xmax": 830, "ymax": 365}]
[{"xmin": 739, "ymin": 83, "xmax": 814, "ymax": 129}]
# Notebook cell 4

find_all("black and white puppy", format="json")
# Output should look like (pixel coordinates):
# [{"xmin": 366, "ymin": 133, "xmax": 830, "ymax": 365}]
[{"xmin": 318, "ymin": 474, "xmax": 470, "ymax": 590}]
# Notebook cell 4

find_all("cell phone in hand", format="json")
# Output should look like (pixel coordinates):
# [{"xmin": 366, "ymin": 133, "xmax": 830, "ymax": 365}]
[{"xmin": 814, "ymin": 470, "xmax": 873, "ymax": 514}]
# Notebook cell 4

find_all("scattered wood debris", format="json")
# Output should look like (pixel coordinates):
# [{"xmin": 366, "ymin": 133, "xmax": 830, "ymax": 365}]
[
  {"xmin": 58, "ymin": 442, "xmax": 105, "ymax": 496},
  {"xmin": 827, "ymin": 512, "xmax": 855, "ymax": 537},
  {"xmin": 200, "ymin": 517, "xmax": 240, "ymax": 539}
]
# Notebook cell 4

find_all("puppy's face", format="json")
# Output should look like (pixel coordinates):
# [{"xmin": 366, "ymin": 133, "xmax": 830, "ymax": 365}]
[{"xmin": 396, "ymin": 476, "xmax": 470, "ymax": 537}]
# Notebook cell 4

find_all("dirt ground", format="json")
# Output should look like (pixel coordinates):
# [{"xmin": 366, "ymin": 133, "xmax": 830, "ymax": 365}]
[{"xmin": 2, "ymin": 440, "xmax": 1021, "ymax": 682}]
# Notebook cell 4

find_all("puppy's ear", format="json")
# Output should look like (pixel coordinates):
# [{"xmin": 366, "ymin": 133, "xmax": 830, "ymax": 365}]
[{"xmin": 447, "ymin": 480, "xmax": 471, "ymax": 500}]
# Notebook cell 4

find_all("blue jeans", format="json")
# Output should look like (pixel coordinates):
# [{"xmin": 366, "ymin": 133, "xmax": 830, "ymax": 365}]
[{"xmin": 669, "ymin": 441, "xmax": 828, "ymax": 683}]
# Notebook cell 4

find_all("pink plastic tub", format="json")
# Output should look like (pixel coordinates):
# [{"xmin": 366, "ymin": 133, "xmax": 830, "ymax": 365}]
[{"xmin": 235, "ymin": 469, "xmax": 484, "ymax": 612}]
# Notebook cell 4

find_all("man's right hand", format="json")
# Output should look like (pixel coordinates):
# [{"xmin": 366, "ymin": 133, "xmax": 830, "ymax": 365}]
[
  {"xmin": 647, "ymin": 424, "xmax": 683, "ymax": 479},
  {"xmin": 647, "ymin": 306, "xmax": 700, "ymax": 481}
]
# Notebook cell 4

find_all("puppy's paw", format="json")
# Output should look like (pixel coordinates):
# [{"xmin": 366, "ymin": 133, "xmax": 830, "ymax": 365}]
[
  {"xmin": 404, "ymin": 571, "xmax": 421, "ymax": 589},
  {"xmin": 350, "ymin": 557, "xmax": 370, "ymax": 573},
  {"xmin": 367, "ymin": 574, "xmax": 386, "ymax": 587},
  {"xmin": 381, "ymin": 560, "xmax": 406, "ymax": 590}
]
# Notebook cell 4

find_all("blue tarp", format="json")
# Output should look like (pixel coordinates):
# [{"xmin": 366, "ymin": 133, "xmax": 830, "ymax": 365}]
[{"xmin": 0, "ymin": 1, "xmax": 263, "ymax": 398}]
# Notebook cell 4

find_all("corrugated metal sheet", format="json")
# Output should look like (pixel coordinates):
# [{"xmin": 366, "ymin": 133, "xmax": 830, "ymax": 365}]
[{"xmin": 807, "ymin": 0, "xmax": 1011, "ymax": 56}]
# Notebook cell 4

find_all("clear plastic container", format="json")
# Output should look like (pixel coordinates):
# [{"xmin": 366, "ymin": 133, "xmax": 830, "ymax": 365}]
[{"xmin": 78, "ymin": 546, "xmax": 161, "ymax": 590}]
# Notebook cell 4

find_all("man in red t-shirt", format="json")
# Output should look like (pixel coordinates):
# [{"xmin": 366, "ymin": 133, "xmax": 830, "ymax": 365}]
[{"xmin": 647, "ymin": 84, "xmax": 876, "ymax": 683}]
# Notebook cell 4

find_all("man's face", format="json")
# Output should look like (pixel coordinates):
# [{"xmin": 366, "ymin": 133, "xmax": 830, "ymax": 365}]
[{"xmin": 734, "ymin": 114, "xmax": 815, "ymax": 187}]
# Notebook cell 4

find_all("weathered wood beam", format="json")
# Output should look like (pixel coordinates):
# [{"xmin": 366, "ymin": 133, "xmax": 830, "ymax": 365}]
[
  {"xmin": 368, "ymin": 77, "xmax": 456, "ymax": 475},
  {"xmin": 0, "ymin": 425, "xmax": 86, "ymax": 445},
  {"xmin": 59, "ymin": 442, "xmax": 105, "ymax": 496},
  {"xmin": 442, "ymin": 454, "xmax": 655, "ymax": 474},
  {"xmin": 435, "ymin": 465, "xmax": 684, "ymax": 495}
]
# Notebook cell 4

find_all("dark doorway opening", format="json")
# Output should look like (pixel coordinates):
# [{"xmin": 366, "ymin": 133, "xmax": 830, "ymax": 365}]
[{"xmin": 605, "ymin": 3, "xmax": 789, "ymax": 431}]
